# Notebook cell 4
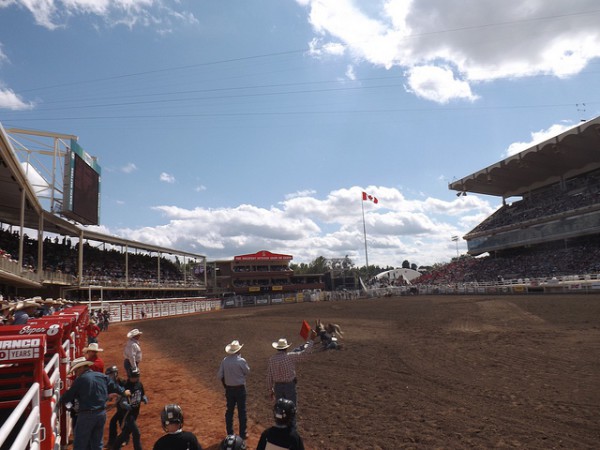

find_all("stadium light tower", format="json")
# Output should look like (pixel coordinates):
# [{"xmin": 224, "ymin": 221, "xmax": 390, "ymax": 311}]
[{"xmin": 451, "ymin": 235, "xmax": 459, "ymax": 259}]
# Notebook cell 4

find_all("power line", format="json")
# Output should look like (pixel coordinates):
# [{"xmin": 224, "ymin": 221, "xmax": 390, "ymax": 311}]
[
  {"xmin": 13, "ymin": 7, "xmax": 600, "ymax": 96},
  {"xmin": 5, "ymin": 101, "xmax": 599, "ymax": 123}
]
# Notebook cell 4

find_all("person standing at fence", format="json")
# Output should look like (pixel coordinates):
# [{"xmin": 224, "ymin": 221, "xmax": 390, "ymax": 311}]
[
  {"xmin": 266, "ymin": 330, "xmax": 317, "ymax": 420},
  {"xmin": 0, "ymin": 301, "xmax": 14, "ymax": 325},
  {"xmin": 83, "ymin": 342, "xmax": 105, "ymax": 373},
  {"xmin": 124, "ymin": 328, "xmax": 143, "ymax": 377},
  {"xmin": 60, "ymin": 357, "xmax": 129, "ymax": 450},
  {"xmin": 12, "ymin": 299, "xmax": 38, "ymax": 325},
  {"xmin": 217, "ymin": 340, "xmax": 250, "ymax": 440},
  {"xmin": 87, "ymin": 319, "xmax": 101, "ymax": 344}
]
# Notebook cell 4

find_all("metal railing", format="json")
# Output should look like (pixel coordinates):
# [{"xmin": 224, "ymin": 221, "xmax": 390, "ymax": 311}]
[{"xmin": 0, "ymin": 382, "xmax": 42, "ymax": 450}]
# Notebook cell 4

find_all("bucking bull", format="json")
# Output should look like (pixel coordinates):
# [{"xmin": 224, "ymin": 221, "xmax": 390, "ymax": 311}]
[{"xmin": 315, "ymin": 319, "xmax": 343, "ymax": 350}]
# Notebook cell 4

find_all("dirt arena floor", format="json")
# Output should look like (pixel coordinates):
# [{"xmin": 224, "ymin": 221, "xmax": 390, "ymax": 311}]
[{"xmin": 98, "ymin": 294, "xmax": 600, "ymax": 449}]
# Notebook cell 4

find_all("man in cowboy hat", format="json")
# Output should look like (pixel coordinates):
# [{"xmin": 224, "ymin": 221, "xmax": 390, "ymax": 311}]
[
  {"xmin": 217, "ymin": 340, "xmax": 250, "ymax": 440},
  {"xmin": 87, "ymin": 318, "xmax": 101, "ymax": 345},
  {"xmin": 61, "ymin": 357, "xmax": 129, "ymax": 450},
  {"xmin": 83, "ymin": 342, "xmax": 105, "ymax": 373},
  {"xmin": 124, "ymin": 329, "xmax": 143, "ymax": 377},
  {"xmin": 0, "ymin": 301, "xmax": 15, "ymax": 325},
  {"xmin": 12, "ymin": 299, "xmax": 39, "ymax": 325},
  {"xmin": 266, "ymin": 330, "xmax": 317, "ymax": 424}
]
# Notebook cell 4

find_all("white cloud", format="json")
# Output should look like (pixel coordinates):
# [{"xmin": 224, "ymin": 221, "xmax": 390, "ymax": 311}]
[
  {"xmin": 106, "ymin": 185, "xmax": 496, "ymax": 267},
  {"xmin": 120, "ymin": 162, "xmax": 137, "ymax": 174},
  {"xmin": 159, "ymin": 172, "xmax": 175, "ymax": 183},
  {"xmin": 504, "ymin": 122, "xmax": 578, "ymax": 157},
  {"xmin": 405, "ymin": 65, "xmax": 477, "ymax": 103},
  {"xmin": 1, "ymin": 0, "xmax": 197, "ymax": 30},
  {"xmin": 0, "ymin": 87, "xmax": 35, "ymax": 110},
  {"xmin": 284, "ymin": 189, "xmax": 316, "ymax": 200},
  {"xmin": 297, "ymin": 0, "xmax": 600, "ymax": 103},
  {"xmin": 345, "ymin": 64, "xmax": 356, "ymax": 80},
  {"xmin": 195, "ymin": 184, "xmax": 207, "ymax": 192}
]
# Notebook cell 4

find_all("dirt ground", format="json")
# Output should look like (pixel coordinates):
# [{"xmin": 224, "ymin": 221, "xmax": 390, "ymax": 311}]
[{"xmin": 98, "ymin": 294, "xmax": 600, "ymax": 449}]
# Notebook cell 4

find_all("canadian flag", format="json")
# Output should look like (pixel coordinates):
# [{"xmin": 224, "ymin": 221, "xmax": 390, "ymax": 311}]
[{"xmin": 362, "ymin": 191, "xmax": 378, "ymax": 204}]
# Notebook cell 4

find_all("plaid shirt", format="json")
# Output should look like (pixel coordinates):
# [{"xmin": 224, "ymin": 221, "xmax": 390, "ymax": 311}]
[{"xmin": 267, "ymin": 341, "xmax": 314, "ymax": 390}]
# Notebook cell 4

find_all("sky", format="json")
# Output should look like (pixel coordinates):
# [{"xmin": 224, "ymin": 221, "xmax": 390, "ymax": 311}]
[{"xmin": 1, "ymin": 0, "xmax": 599, "ymax": 268}]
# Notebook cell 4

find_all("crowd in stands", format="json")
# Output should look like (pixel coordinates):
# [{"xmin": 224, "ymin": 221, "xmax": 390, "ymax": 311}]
[
  {"xmin": 470, "ymin": 169, "xmax": 600, "ymax": 235},
  {"xmin": 0, "ymin": 227, "xmax": 203, "ymax": 288},
  {"xmin": 0, "ymin": 295, "xmax": 80, "ymax": 325},
  {"xmin": 415, "ymin": 236, "xmax": 600, "ymax": 285}
]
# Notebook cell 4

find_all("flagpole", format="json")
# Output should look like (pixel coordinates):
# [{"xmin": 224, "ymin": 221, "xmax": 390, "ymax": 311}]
[{"xmin": 361, "ymin": 198, "xmax": 369, "ymax": 278}]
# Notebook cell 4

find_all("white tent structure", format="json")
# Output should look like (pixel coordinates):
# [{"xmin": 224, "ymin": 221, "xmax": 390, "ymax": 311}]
[{"xmin": 374, "ymin": 268, "xmax": 421, "ymax": 285}]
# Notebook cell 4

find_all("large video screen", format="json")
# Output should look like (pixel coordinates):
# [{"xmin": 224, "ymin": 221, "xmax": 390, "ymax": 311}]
[{"xmin": 63, "ymin": 140, "xmax": 101, "ymax": 225}]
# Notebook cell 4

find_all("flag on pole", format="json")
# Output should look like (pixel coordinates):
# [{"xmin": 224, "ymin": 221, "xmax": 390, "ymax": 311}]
[
  {"xmin": 300, "ymin": 320, "xmax": 311, "ymax": 340},
  {"xmin": 362, "ymin": 191, "xmax": 378, "ymax": 204}
]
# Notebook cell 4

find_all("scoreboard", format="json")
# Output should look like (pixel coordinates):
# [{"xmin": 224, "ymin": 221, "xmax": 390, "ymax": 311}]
[{"xmin": 63, "ymin": 139, "xmax": 101, "ymax": 225}]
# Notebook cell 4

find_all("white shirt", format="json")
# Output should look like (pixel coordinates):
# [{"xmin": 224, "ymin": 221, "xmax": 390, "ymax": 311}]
[{"xmin": 124, "ymin": 338, "xmax": 142, "ymax": 369}]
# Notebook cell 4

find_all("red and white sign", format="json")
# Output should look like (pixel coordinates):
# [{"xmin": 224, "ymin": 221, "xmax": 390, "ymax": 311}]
[
  {"xmin": 0, "ymin": 335, "xmax": 46, "ymax": 362},
  {"xmin": 234, "ymin": 250, "xmax": 292, "ymax": 261}
]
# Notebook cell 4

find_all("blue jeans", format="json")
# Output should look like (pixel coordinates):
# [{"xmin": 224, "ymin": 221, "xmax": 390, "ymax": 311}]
[
  {"xmin": 107, "ymin": 408, "xmax": 126, "ymax": 446},
  {"xmin": 273, "ymin": 381, "xmax": 297, "ymax": 406},
  {"xmin": 73, "ymin": 409, "xmax": 106, "ymax": 450},
  {"xmin": 124, "ymin": 359, "xmax": 139, "ymax": 377},
  {"xmin": 273, "ymin": 382, "xmax": 297, "ymax": 427},
  {"xmin": 113, "ymin": 413, "xmax": 141, "ymax": 450},
  {"xmin": 225, "ymin": 386, "xmax": 247, "ymax": 436}
]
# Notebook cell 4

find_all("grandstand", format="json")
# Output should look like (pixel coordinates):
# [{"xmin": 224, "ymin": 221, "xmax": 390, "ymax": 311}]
[
  {"xmin": 0, "ymin": 123, "xmax": 207, "ymax": 301},
  {"xmin": 440, "ymin": 115, "xmax": 600, "ymax": 283}
]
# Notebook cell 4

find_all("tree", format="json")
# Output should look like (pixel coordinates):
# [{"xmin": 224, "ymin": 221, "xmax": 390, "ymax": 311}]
[{"xmin": 402, "ymin": 260, "xmax": 410, "ymax": 269}]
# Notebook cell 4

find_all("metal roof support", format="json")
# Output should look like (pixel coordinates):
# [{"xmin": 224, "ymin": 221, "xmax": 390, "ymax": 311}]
[
  {"xmin": 78, "ymin": 230, "xmax": 84, "ymax": 285},
  {"xmin": 18, "ymin": 185, "xmax": 26, "ymax": 271},
  {"xmin": 37, "ymin": 215, "xmax": 44, "ymax": 277}
]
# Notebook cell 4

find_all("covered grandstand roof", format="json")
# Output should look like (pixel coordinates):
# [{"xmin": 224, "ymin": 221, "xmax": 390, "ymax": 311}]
[
  {"xmin": 0, "ymin": 123, "xmax": 204, "ymax": 260},
  {"xmin": 449, "ymin": 115, "xmax": 600, "ymax": 198}
]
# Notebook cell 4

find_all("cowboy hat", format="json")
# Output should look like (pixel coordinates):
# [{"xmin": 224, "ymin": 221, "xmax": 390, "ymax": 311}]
[
  {"xmin": 127, "ymin": 328, "xmax": 143, "ymax": 338},
  {"xmin": 69, "ymin": 357, "xmax": 93, "ymax": 373},
  {"xmin": 225, "ymin": 340, "xmax": 244, "ymax": 354},
  {"xmin": 83, "ymin": 343, "xmax": 104, "ymax": 352},
  {"xmin": 17, "ymin": 299, "xmax": 39, "ymax": 310},
  {"xmin": 272, "ymin": 338, "xmax": 291, "ymax": 350}
]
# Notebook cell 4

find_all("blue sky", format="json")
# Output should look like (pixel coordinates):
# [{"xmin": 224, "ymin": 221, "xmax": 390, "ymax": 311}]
[{"xmin": 1, "ymin": 0, "xmax": 599, "ymax": 267}]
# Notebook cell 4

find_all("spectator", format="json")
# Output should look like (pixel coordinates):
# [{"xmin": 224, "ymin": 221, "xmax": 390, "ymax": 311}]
[
  {"xmin": 0, "ymin": 301, "xmax": 15, "ymax": 325},
  {"xmin": 12, "ymin": 299, "xmax": 39, "ymax": 325},
  {"xmin": 220, "ymin": 434, "xmax": 246, "ymax": 450},
  {"xmin": 83, "ymin": 343, "xmax": 105, "ymax": 373},
  {"xmin": 256, "ymin": 398, "xmax": 304, "ymax": 450},
  {"xmin": 153, "ymin": 404, "xmax": 203, "ymax": 450},
  {"xmin": 87, "ymin": 319, "xmax": 100, "ymax": 344}
]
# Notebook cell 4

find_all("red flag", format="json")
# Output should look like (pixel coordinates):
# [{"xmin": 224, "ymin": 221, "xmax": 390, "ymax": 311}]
[
  {"xmin": 300, "ymin": 320, "xmax": 311, "ymax": 340},
  {"xmin": 362, "ymin": 191, "xmax": 378, "ymax": 204}
]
